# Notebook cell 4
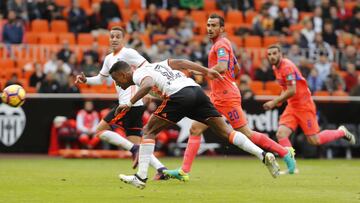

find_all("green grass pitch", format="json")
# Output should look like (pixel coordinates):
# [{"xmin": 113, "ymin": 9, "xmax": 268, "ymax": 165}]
[{"xmin": 0, "ymin": 156, "xmax": 359, "ymax": 203}]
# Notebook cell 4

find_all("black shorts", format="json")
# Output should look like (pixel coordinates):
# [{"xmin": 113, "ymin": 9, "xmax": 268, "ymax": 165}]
[
  {"xmin": 153, "ymin": 86, "xmax": 221, "ymax": 124},
  {"xmin": 103, "ymin": 105, "xmax": 145, "ymax": 137}
]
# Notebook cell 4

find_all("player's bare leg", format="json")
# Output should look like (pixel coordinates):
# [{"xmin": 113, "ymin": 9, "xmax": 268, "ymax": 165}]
[
  {"xmin": 237, "ymin": 125, "xmax": 296, "ymax": 174},
  {"xmin": 119, "ymin": 115, "xmax": 173, "ymax": 189}
]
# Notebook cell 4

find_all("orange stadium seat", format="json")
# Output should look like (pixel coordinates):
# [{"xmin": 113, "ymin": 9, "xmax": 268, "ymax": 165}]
[
  {"xmin": 152, "ymin": 34, "xmax": 168, "ymax": 43},
  {"xmin": 207, "ymin": 10, "xmax": 225, "ymax": 18},
  {"xmin": 290, "ymin": 24, "xmax": 303, "ymax": 32},
  {"xmin": 158, "ymin": 9, "xmax": 170, "ymax": 22},
  {"xmin": 31, "ymin": 19, "xmax": 49, "ymax": 33},
  {"xmin": 139, "ymin": 34, "xmax": 151, "ymax": 47},
  {"xmin": 254, "ymin": 0, "xmax": 265, "ymax": 11},
  {"xmin": 39, "ymin": 33, "xmax": 58, "ymax": 45},
  {"xmin": 264, "ymin": 81, "xmax": 282, "ymax": 95},
  {"xmin": 107, "ymin": 21, "xmax": 123, "ymax": 29},
  {"xmin": 50, "ymin": 20, "xmax": 68, "ymax": 33},
  {"xmin": 226, "ymin": 10, "xmax": 244, "ymax": 24},
  {"xmin": 177, "ymin": 10, "xmax": 187, "ymax": 19},
  {"xmin": 55, "ymin": 0, "xmax": 71, "ymax": 8},
  {"xmin": 249, "ymin": 81, "xmax": 264, "ymax": 93},
  {"xmin": 204, "ymin": 0, "xmax": 216, "ymax": 10},
  {"xmin": 344, "ymin": 1, "xmax": 357, "ymax": 11},
  {"xmin": 191, "ymin": 10, "xmax": 207, "ymax": 24},
  {"xmin": 58, "ymin": 33, "xmax": 76, "ymax": 44},
  {"xmin": 313, "ymin": 91, "xmax": 330, "ymax": 96},
  {"xmin": 225, "ymin": 23, "xmax": 236, "ymax": 35},
  {"xmin": 114, "ymin": 0, "xmax": 126, "ymax": 9},
  {"xmin": 97, "ymin": 34, "xmax": 110, "ymax": 47},
  {"xmin": 121, "ymin": 9, "xmax": 132, "ymax": 23},
  {"xmin": 24, "ymin": 32, "xmax": 39, "ymax": 44},
  {"xmin": 279, "ymin": 0, "xmax": 288, "ymax": 8},
  {"xmin": 77, "ymin": 34, "xmax": 94, "ymax": 46},
  {"xmin": 227, "ymin": 35, "xmax": 243, "ymax": 47},
  {"xmin": 244, "ymin": 36, "xmax": 262, "ymax": 48},
  {"xmin": 263, "ymin": 36, "xmax": 279, "ymax": 47},
  {"xmin": 78, "ymin": 0, "xmax": 91, "ymax": 10},
  {"xmin": 254, "ymin": 89, "xmax": 272, "ymax": 95},
  {"xmin": 129, "ymin": 0, "xmax": 141, "ymax": 10},
  {"xmin": 0, "ymin": 59, "xmax": 15, "ymax": 69},
  {"xmin": 245, "ymin": 11, "xmax": 257, "ymax": 24},
  {"xmin": 299, "ymin": 12, "xmax": 313, "ymax": 21}
]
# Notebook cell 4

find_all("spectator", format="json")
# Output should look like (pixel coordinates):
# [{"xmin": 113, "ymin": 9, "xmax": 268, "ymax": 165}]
[
  {"xmin": 283, "ymin": 0, "xmax": 298, "ymax": 24},
  {"xmin": 238, "ymin": 74, "xmax": 254, "ymax": 101},
  {"xmin": 350, "ymin": 75, "xmax": 360, "ymax": 96},
  {"xmin": 349, "ymin": 9, "xmax": 360, "ymax": 36},
  {"xmin": 324, "ymin": 65, "xmax": 346, "ymax": 93},
  {"xmin": 29, "ymin": 62, "xmax": 45, "ymax": 90},
  {"xmin": 62, "ymin": 76, "xmax": 80, "ymax": 93},
  {"xmin": 179, "ymin": 0, "xmax": 204, "ymax": 10},
  {"xmin": 320, "ymin": 0, "xmax": 332, "ymax": 19},
  {"xmin": 164, "ymin": 28, "xmax": 181, "ymax": 49},
  {"xmin": 39, "ymin": 73, "xmax": 60, "ymax": 93},
  {"xmin": 337, "ymin": 0, "xmax": 352, "ymax": 22},
  {"xmin": 57, "ymin": 40, "xmax": 73, "ymax": 63},
  {"xmin": 68, "ymin": 0, "xmax": 88, "ymax": 34},
  {"xmin": 88, "ymin": 3, "xmax": 108, "ymax": 34},
  {"xmin": 287, "ymin": 44, "xmax": 302, "ymax": 66},
  {"xmin": 314, "ymin": 53, "xmax": 331, "ymax": 84},
  {"xmin": 274, "ymin": 11, "xmax": 290, "ymax": 35},
  {"xmin": 178, "ymin": 20, "xmax": 193, "ymax": 43},
  {"xmin": 307, "ymin": 68, "xmax": 323, "ymax": 93},
  {"xmin": 329, "ymin": 6, "xmax": 341, "ymax": 31},
  {"xmin": 322, "ymin": 20, "xmax": 338, "ymax": 47},
  {"xmin": 339, "ymin": 45, "xmax": 360, "ymax": 70},
  {"xmin": 189, "ymin": 41, "xmax": 206, "ymax": 66},
  {"xmin": 44, "ymin": 54, "xmax": 71, "ymax": 75},
  {"xmin": 294, "ymin": 0, "xmax": 310, "ymax": 12},
  {"xmin": 164, "ymin": 7, "xmax": 181, "ymax": 30},
  {"xmin": 300, "ymin": 19, "xmax": 315, "ymax": 46},
  {"xmin": 238, "ymin": 0, "xmax": 254, "ymax": 13},
  {"xmin": 82, "ymin": 55, "xmax": 98, "ymax": 77},
  {"xmin": 312, "ymin": 6, "xmax": 323, "ymax": 33},
  {"xmin": 298, "ymin": 57, "xmax": 311, "ymax": 78},
  {"xmin": 171, "ymin": 44, "xmax": 189, "ymax": 59},
  {"xmin": 252, "ymin": 7, "xmax": 274, "ymax": 36},
  {"xmin": 7, "ymin": 0, "xmax": 28, "ymax": 21},
  {"xmin": 83, "ymin": 42, "xmax": 100, "ymax": 64},
  {"xmin": 293, "ymin": 30, "xmax": 308, "ymax": 48},
  {"xmin": 149, "ymin": 40, "xmax": 171, "ymax": 62},
  {"xmin": 146, "ymin": 0, "xmax": 167, "ymax": 8},
  {"xmin": 145, "ymin": 3, "xmax": 163, "ymax": 35},
  {"xmin": 239, "ymin": 50, "xmax": 254, "ymax": 79},
  {"xmin": 126, "ymin": 11, "xmax": 145, "ymax": 34},
  {"xmin": 216, "ymin": 0, "xmax": 238, "ymax": 13},
  {"xmin": 35, "ymin": 0, "xmax": 61, "ymax": 21},
  {"xmin": 309, "ymin": 33, "xmax": 333, "ymax": 62},
  {"xmin": 5, "ymin": 73, "xmax": 22, "ymax": 87},
  {"xmin": 100, "ymin": 0, "xmax": 122, "ymax": 24},
  {"xmin": 254, "ymin": 58, "xmax": 275, "ymax": 82},
  {"xmin": 54, "ymin": 60, "xmax": 71, "ymax": 89},
  {"xmin": 127, "ymin": 31, "xmax": 145, "ymax": 49},
  {"xmin": 2, "ymin": 10, "xmax": 23, "ymax": 44},
  {"xmin": 68, "ymin": 53, "xmax": 80, "ymax": 75},
  {"xmin": 134, "ymin": 43, "xmax": 152, "ymax": 63},
  {"xmin": 0, "ymin": 1, "xmax": 7, "ymax": 17},
  {"xmin": 268, "ymin": 0, "xmax": 280, "ymax": 19},
  {"xmin": 344, "ymin": 63, "xmax": 358, "ymax": 92},
  {"xmin": 77, "ymin": 101, "xmax": 100, "ymax": 149}
]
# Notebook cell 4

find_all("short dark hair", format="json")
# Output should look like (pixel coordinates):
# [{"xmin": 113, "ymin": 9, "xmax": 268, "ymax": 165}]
[
  {"xmin": 209, "ymin": 13, "xmax": 224, "ymax": 27},
  {"xmin": 109, "ymin": 61, "xmax": 131, "ymax": 75},
  {"xmin": 267, "ymin": 44, "xmax": 282, "ymax": 52},
  {"xmin": 110, "ymin": 26, "xmax": 126, "ymax": 36}
]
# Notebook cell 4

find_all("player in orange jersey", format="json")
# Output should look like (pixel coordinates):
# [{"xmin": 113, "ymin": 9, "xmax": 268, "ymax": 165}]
[
  {"xmin": 164, "ymin": 14, "xmax": 296, "ymax": 180},
  {"xmin": 264, "ymin": 45, "xmax": 356, "ymax": 168}
]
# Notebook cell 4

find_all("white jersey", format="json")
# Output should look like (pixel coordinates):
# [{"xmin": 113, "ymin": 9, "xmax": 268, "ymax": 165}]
[
  {"xmin": 100, "ymin": 47, "xmax": 148, "ymax": 106},
  {"xmin": 133, "ymin": 60, "xmax": 199, "ymax": 98}
]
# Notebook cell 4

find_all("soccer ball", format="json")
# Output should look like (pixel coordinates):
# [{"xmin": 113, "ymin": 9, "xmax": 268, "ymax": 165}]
[{"xmin": 1, "ymin": 84, "xmax": 26, "ymax": 107}]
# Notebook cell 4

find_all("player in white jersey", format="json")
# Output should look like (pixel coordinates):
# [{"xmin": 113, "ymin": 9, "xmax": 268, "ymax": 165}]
[
  {"xmin": 75, "ymin": 26, "xmax": 168, "ymax": 180},
  {"xmin": 109, "ymin": 59, "xmax": 280, "ymax": 189}
]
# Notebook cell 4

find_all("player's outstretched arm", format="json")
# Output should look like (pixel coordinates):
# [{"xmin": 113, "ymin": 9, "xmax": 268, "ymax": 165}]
[
  {"xmin": 168, "ymin": 59, "xmax": 222, "ymax": 80},
  {"xmin": 75, "ymin": 72, "xmax": 108, "ymax": 85}
]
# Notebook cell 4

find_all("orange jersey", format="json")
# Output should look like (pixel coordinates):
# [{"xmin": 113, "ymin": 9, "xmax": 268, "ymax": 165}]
[
  {"xmin": 272, "ymin": 58, "xmax": 315, "ymax": 110},
  {"xmin": 208, "ymin": 37, "xmax": 241, "ymax": 106}
]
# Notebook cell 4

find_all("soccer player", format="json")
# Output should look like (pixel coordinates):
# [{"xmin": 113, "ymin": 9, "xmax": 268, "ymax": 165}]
[
  {"xmin": 110, "ymin": 58, "xmax": 280, "ymax": 189},
  {"xmin": 264, "ymin": 45, "xmax": 356, "ymax": 159},
  {"xmin": 75, "ymin": 26, "xmax": 168, "ymax": 180},
  {"xmin": 164, "ymin": 13, "xmax": 296, "ymax": 180}
]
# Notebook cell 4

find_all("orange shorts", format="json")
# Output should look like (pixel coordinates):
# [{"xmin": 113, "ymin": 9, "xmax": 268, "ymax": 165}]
[
  {"xmin": 279, "ymin": 107, "xmax": 320, "ymax": 136},
  {"xmin": 215, "ymin": 103, "xmax": 247, "ymax": 129}
]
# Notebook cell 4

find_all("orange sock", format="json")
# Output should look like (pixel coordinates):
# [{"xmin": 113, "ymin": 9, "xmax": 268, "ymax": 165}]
[
  {"xmin": 181, "ymin": 135, "xmax": 201, "ymax": 173},
  {"xmin": 250, "ymin": 131, "xmax": 288, "ymax": 157}
]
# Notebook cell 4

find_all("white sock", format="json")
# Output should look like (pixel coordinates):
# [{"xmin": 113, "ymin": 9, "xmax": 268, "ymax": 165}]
[
  {"xmin": 98, "ymin": 130, "xmax": 133, "ymax": 150},
  {"xmin": 150, "ymin": 155, "xmax": 165, "ymax": 171},
  {"xmin": 137, "ymin": 139, "xmax": 155, "ymax": 180},
  {"xmin": 231, "ymin": 131, "xmax": 264, "ymax": 160}
]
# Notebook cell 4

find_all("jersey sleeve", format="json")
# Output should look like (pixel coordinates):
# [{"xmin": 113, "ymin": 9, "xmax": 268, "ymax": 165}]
[
  {"xmin": 124, "ymin": 48, "xmax": 147, "ymax": 68},
  {"xmin": 281, "ymin": 65, "xmax": 296, "ymax": 86},
  {"xmin": 214, "ymin": 41, "xmax": 230, "ymax": 62},
  {"xmin": 133, "ymin": 68, "xmax": 151, "ymax": 86},
  {"xmin": 99, "ymin": 55, "xmax": 111, "ymax": 76}
]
